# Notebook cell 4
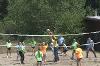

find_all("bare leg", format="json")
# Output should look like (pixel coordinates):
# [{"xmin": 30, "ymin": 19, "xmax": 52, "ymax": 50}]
[
  {"xmin": 32, "ymin": 48, "xmax": 35, "ymax": 55},
  {"xmin": 77, "ymin": 60, "xmax": 79, "ymax": 66},
  {"xmin": 77, "ymin": 58, "xmax": 81, "ymax": 66},
  {"xmin": 37, "ymin": 62, "xmax": 39, "ymax": 66},
  {"xmin": 86, "ymin": 49, "xmax": 89, "ymax": 58},
  {"xmin": 91, "ymin": 48, "xmax": 97, "ymax": 58},
  {"xmin": 7, "ymin": 49, "xmax": 9, "ymax": 58},
  {"xmin": 71, "ymin": 50, "xmax": 75, "ymax": 59},
  {"xmin": 9, "ymin": 49, "xmax": 11, "ymax": 57},
  {"xmin": 40, "ymin": 62, "xmax": 42, "ymax": 66}
]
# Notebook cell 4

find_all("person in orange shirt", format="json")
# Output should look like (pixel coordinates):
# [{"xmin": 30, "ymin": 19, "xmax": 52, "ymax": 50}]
[
  {"xmin": 39, "ymin": 42, "xmax": 48, "ymax": 65},
  {"xmin": 75, "ymin": 44, "xmax": 83, "ymax": 66}
]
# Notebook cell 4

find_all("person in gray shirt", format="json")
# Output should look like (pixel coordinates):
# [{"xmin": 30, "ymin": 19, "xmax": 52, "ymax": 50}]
[{"xmin": 86, "ymin": 37, "xmax": 97, "ymax": 58}]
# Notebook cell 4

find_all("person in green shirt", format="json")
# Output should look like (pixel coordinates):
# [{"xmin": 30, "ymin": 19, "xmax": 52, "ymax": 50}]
[
  {"xmin": 71, "ymin": 39, "xmax": 78, "ymax": 60},
  {"xmin": 31, "ymin": 39, "xmax": 37, "ymax": 55},
  {"xmin": 35, "ymin": 47, "xmax": 43, "ymax": 66},
  {"xmin": 6, "ymin": 40, "xmax": 12, "ymax": 58}
]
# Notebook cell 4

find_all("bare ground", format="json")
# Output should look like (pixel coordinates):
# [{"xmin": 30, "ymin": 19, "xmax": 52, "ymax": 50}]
[{"xmin": 0, "ymin": 50, "xmax": 100, "ymax": 66}]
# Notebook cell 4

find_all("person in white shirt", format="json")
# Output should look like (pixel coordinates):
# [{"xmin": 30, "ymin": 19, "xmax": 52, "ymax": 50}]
[{"xmin": 6, "ymin": 40, "xmax": 12, "ymax": 58}]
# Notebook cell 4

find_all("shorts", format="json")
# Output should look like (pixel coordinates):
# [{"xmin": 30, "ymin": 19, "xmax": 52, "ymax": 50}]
[
  {"xmin": 77, "ymin": 58, "xmax": 82, "ymax": 61},
  {"xmin": 7, "ymin": 48, "xmax": 11, "ymax": 50},
  {"xmin": 37, "ymin": 61, "xmax": 42, "ymax": 62},
  {"xmin": 59, "ymin": 44, "xmax": 63, "ymax": 46},
  {"xmin": 32, "ymin": 46, "xmax": 35, "ymax": 49},
  {"xmin": 63, "ymin": 47, "xmax": 68, "ymax": 52},
  {"xmin": 59, "ymin": 44, "xmax": 63, "ymax": 49}
]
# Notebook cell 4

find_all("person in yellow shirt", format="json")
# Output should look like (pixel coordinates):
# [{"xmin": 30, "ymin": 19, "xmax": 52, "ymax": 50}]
[
  {"xmin": 75, "ymin": 44, "xmax": 83, "ymax": 66},
  {"xmin": 52, "ymin": 36, "xmax": 59, "ymax": 62},
  {"xmin": 47, "ymin": 29, "xmax": 59, "ymax": 62}
]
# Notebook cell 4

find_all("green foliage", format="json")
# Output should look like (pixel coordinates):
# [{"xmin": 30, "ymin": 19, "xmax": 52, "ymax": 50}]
[
  {"xmin": 0, "ymin": 0, "xmax": 8, "ymax": 20},
  {"xmin": 0, "ymin": 0, "xmax": 100, "ymax": 43}
]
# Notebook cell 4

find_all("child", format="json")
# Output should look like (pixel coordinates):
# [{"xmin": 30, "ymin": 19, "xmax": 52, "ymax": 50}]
[
  {"xmin": 63, "ymin": 43, "xmax": 68, "ymax": 56},
  {"xmin": 18, "ymin": 42, "xmax": 26, "ymax": 64},
  {"xmin": 86, "ymin": 37, "xmax": 96, "ymax": 58},
  {"xmin": 71, "ymin": 39, "xmax": 78, "ymax": 60},
  {"xmin": 16, "ymin": 41, "xmax": 20, "ymax": 60},
  {"xmin": 31, "ymin": 39, "xmax": 37, "ymax": 55},
  {"xmin": 75, "ymin": 44, "xmax": 83, "ymax": 66},
  {"xmin": 40, "ymin": 42, "xmax": 48, "ymax": 64},
  {"xmin": 35, "ymin": 47, "xmax": 43, "ymax": 66},
  {"xmin": 47, "ymin": 29, "xmax": 59, "ymax": 62},
  {"xmin": 6, "ymin": 40, "xmax": 12, "ymax": 58}
]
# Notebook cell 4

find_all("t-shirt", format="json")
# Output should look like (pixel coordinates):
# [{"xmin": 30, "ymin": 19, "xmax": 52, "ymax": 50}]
[
  {"xmin": 58, "ymin": 37, "xmax": 64, "ymax": 46},
  {"xmin": 35, "ymin": 51, "xmax": 43, "ymax": 61},
  {"xmin": 40, "ymin": 45, "xmax": 48, "ymax": 55},
  {"xmin": 6, "ymin": 42, "xmax": 12, "ymax": 48},
  {"xmin": 17, "ymin": 45, "xmax": 26, "ymax": 53},
  {"xmin": 75, "ymin": 48, "xmax": 83, "ymax": 59},
  {"xmin": 16, "ymin": 44, "xmax": 20, "ymax": 50},
  {"xmin": 31, "ymin": 40, "xmax": 36, "ymax": 47},
  {"xmin": 71, "ymin": 42, "xmax": 78, "ymax": 50},
  {"xmin": 52, "ymin": 39, "xmax": 58, "ymax": 47},
  {"xmin": 87, "ymin": 39, "xmax": 94, "ymax": 48}
]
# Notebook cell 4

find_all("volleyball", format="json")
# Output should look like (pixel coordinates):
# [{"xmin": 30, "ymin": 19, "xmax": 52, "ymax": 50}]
[{"xmin": 47, "ymin": 29, "xmax": 50, "ymax": 32}]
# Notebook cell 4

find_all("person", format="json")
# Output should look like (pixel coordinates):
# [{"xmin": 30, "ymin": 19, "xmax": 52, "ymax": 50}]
[
  {"xmin": 47, "ymin": 29, "xmax": 59, "ymax": 62},
  {"xmin": 86, "ymin": 37, "xmax": 97, "ymax": 58},
  {"xmin": 6, "ymin": 40, "xmax": 12, "ymax": 58},
  {"xmin": 35, "ymin": 47, "xmax": 43, "ymax": 66},
  {"xmin": 63, "ymin": 43, "xmax": 68, "ymax": 56},
  {"xmin": 71, "ymin": 39, "xmax": 78, "ymax": 60},
  {"xmin": 18, "ymin": 42, "xmax": 26, "ymax": 64},
  {"xmin": 58, "ymin": 35, "xmax": 65, "ymax": 54},
  {"xmin": 52, "ymin": 36, "xmax": 59, "ymax": 62},
  {"xmin": 50, "ymin": 42, "xmax": 54, "ymax": 54},
  {"xmin": 30, "ymin": 39, "xmax": 37, "ymax": 55},
  {"xmin": 75, "ymin": 44, "xmax": 83, "ymax": 66},
  {"xmin": 16, "ymin": 41, "xmax": 20, "ymax": 60},
  {"xmin": 39, "ymin": 42, "xmax": 48, "ymax": 65}
]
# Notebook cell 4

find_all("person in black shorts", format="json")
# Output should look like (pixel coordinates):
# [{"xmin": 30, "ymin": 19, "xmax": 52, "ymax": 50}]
[
  {"xmin": 6, "ymin": 40, "xmax": 12, "ymax": 58},
  {"xmin": 30, "ymin": 39, "xmax": 37, "ymax": 55}
]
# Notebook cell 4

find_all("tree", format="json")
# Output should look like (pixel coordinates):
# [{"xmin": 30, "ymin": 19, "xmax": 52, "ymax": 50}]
[{"xmin": 0, "ymin": 0, "xmax": 8, "ymax": 20}]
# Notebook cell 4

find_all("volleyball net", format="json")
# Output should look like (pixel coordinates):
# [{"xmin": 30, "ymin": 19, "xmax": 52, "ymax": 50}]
[{"xmin": 0, "ymin": 30, "xmax": 100, "ymax": 53}]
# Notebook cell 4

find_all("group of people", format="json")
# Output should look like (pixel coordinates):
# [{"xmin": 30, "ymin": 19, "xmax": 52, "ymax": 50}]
[
  {"xmin": 6, "ymin": 40, "xmax": 26, "ymax": 64},
  {"xmin": 47, "ymin": 29, "xmax": 97, "ymax": 66},
  {"xmin": 5, "ymin": 29, "xmax": 97, "ymax": 66},
  {"xmin": 35, "ymin": 42, "xmax": 48, "ymax": 66}
]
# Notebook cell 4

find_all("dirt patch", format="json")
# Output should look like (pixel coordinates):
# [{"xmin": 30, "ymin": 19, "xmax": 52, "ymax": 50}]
[{"xmin": 0, "ymin": 51, "xmax": 100, "ymax": 66}]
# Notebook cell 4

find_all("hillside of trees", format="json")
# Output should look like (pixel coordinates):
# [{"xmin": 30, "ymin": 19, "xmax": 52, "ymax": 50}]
[{"xmin": 0, "ymin": 0, "xmax": 100, "ymax": 51}]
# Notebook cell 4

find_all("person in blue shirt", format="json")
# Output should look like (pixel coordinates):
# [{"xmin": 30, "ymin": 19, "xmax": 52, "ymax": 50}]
[
  {"xmin": 86, "ymin": 37, "xmax": 97, "ymax": 58},
  {"xmin": 16, "ymin": 41, "xmax": 21, "ymax": 60},
  {"xmin": 17, "ymin": 42, "xmax": 26, "ymax": 64},
  {"xmin": 58, "ymin": 34, "xmax": 67, "ymax": 54},
  {"xmin": 58, "ymin": 35, "xmax": 65, "ymax": 46}
]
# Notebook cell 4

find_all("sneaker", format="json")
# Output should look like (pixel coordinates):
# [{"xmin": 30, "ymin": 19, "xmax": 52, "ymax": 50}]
[
  {"xmin": 70, "ymin": 57, "xmax": 74, "ymax": 60},
  {"xmin": 21, "ymin": 62, "xmax": 25, "ymax": 64},
  {"xmin": 9, "ymin": 56, "xmax": 12, "ymax": 58},
  {"xmin": 7, "ymin": 56, "xmax": 8, "ymax": 58}
]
